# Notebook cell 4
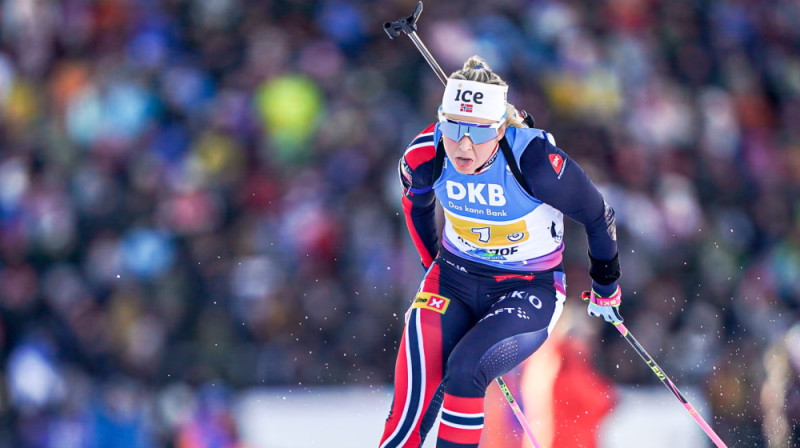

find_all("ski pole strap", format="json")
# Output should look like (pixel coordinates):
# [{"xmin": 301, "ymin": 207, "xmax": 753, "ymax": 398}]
[{"xmin": 582, "ymin": 287, "xmax": 622, "ymax": 307}]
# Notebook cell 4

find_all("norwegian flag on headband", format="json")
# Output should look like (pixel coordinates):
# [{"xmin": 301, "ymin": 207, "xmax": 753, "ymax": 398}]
[{"xmin": 460, "ymin": 103, "xmax": 473, "ymax": 113}]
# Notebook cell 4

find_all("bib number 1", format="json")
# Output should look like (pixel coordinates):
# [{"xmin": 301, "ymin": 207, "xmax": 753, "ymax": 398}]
[{"xmin": 471, "ymin": 226, "xmax": 490, "ymax": 243}]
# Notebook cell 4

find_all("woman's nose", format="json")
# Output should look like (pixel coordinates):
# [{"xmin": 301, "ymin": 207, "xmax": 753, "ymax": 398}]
[{"xmin": 458, "ymin": 136, "xmax": 473, "ymax": 150}]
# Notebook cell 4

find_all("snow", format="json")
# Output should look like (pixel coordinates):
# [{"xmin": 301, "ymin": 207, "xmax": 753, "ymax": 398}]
[{"xmin": 235, "ymin": 384, "xmax": 712, "ymax": 447}]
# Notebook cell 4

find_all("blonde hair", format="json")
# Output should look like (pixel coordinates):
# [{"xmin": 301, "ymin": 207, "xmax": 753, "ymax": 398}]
[{"xmin": 448, "ymin": 56, "xmax": 526, "ymax": 128}]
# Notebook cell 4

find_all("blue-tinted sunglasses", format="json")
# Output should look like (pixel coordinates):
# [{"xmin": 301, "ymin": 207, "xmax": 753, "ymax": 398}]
[{"xmin": 437, "ymin": 109, "xmax": 506, "ymax": 144}]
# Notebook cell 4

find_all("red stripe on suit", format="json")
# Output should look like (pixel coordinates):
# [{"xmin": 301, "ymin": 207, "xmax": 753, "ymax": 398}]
[
  {"xmin": 402, "ymin": 195, "xmax": 435, "ymax": 268},
  {"xmin": 439, "ymin": 394, "xmax": 485, "ymax": 446},
  {"xmin": 403, "ymin": 124, "xmax": 436, "ymax": 169},
  {"xmin": 379, "ymin": 263, "xmax": 445, "ymax": 447}
]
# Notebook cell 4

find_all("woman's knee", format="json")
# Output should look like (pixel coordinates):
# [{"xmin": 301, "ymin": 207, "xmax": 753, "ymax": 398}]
[
  {"xmin": 445, "ymin": 329, "xmax": 550, "ymax": 397},
  {"xmin": 444, "ymin": 349, "xmax": 487, "ymax": 397}
]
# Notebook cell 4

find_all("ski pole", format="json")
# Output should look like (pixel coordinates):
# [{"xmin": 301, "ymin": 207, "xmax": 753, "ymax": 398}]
[
  {"xmin": 496, "ymin": 377, "xmax": 543, "ymax": 448},
  {"xmin": 383, "ymin": 1, "xmax": 448, "ymax": 85},
  {"xmin": 611, "ymin": 321, "xmax": 729, "ymax": 447}
]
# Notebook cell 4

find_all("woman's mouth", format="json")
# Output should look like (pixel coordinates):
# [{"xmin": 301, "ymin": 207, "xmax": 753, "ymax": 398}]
[{"xmin": 455, "ymin": 157, "xmax": 473, "ymax": 169}]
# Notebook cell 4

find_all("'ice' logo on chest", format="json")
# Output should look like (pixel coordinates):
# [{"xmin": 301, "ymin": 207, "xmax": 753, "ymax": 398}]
[{"xmin": 446, "ymin": 180, "xmax": 506, "ymax": 206}]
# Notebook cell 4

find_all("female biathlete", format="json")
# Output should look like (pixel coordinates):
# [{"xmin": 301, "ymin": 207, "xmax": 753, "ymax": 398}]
[{"xmin": 379, "ymin": 56, "xmax": 623, "ymax": 448}]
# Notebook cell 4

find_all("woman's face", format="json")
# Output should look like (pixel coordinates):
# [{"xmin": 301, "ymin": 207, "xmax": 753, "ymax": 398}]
[{"xmin": 441, "ymin": 114, "xmax": 506, "ymax": 175}]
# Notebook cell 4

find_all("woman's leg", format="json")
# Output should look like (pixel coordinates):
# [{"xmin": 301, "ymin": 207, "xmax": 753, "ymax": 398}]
[
  {"xmin": 437, "ymin": 281, "xmax": 565, "ymax": 448},
  {"xmin": 380, "ymin": 262, "xmax": 473, "ymax": 448}
]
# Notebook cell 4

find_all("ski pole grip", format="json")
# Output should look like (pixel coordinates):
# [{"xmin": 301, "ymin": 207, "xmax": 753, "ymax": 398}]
[{"xmin": 383, "ymin": 1, "xmax": 423, "ymax": 39}]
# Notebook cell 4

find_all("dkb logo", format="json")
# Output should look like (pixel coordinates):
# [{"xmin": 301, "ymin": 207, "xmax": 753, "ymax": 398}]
[{"xmin": 446, "ymin": 181, "xmax": 506, "ymax": 206}]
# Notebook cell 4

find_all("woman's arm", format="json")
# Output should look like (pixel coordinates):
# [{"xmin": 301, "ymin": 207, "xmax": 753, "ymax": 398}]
[
  {"xmin": 519, "ymin": 133, "xmax": 620, "ymax": 294},
  {"xmin": 400, "ymin": 124, "xmax": 440, "ymax": 268}
]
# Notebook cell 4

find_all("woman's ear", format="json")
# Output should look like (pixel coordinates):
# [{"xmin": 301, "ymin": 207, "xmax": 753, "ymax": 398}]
[{"xmin": 497, "ymin": 124, "xmax": 507, "ymax": 140}]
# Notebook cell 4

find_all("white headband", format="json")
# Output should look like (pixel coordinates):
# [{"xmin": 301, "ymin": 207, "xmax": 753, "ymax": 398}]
[{"xmin": 441, "ymin": 79, "xmax": 508, "ymax": 122}]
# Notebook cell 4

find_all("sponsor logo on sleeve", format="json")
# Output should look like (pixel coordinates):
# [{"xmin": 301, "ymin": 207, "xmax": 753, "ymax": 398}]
[{"xmin": 549, "ymin": 153, "xmax": 565, "ymax": 176}]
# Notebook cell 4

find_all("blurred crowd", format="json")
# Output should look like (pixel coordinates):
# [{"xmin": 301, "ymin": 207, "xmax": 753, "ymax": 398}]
[{"xmin": 0, "ymin": 0, "xmax": 798, "ymax": 446}]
